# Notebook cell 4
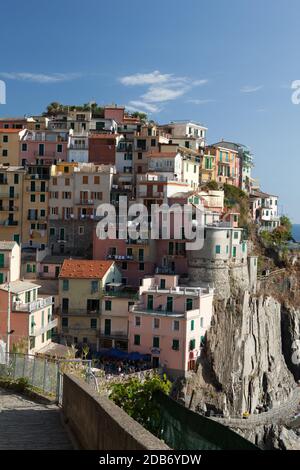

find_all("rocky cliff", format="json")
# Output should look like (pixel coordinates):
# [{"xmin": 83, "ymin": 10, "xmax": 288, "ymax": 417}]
[{"xmin": 181, "ymin": 261, "xmax": 300, "ymax": 449}]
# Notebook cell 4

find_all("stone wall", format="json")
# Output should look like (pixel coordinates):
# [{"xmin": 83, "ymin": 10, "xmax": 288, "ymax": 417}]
[{"xmin": 62, "ymin": 373, "xmax": 169, "ymax": 450}]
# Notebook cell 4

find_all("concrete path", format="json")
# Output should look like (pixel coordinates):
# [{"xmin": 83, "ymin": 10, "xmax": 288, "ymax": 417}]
[
  {"xmin": 212, "ymin": 387, "xmax": 300, "ymax": 430},
  {"xmin": 0, "ymin": 388, "xmax": 73, "ymax": 450}
]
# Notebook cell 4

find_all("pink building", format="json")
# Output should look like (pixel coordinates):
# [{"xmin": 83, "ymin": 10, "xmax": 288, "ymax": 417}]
[
  {"xmin": 128, "ymin": 274, "xmax": 214, "ymax": 377},
  {"xmin": 20, "ymin": 130, "xmax": 68, "ymax": 165},
  {"xmin": 93, "ymin": 235, "xmax": 155, "ymax": 287}
]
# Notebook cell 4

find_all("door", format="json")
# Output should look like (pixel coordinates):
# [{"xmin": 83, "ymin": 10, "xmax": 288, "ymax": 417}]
[
  {"xmin": 232, "ymin": 246, "xmax": 237, "ymax": 258},
  {"xmin": 147, "ymin": 295, "xmax": 153, "ymax": 310},
  {"xmin": 38, "ymin": 144, "xmax": 44, "ymax": 156},
  {"xmin": 62, "ymin": 298, "xmax": 69, "ymax": 313},
  {"xmin": 166, "ymin": 297, "xmax": 173, "ymax": 312},
  {"xmin": 104, "ymin": 319, "xmax": 111, "ymax": 336},
  {"xmin": 152, "ymin": 357, "xmax": 159, "ymax": 368}
]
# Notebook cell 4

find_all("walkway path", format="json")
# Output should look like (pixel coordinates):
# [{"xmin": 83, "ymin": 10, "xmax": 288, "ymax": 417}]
[
  {"xmin": 0, "ymin": 388, "xmax": 73, "ymax": 449},
  {"xmin": 212, "ymin": 387, "xmax": 300, "ymax": 430}
]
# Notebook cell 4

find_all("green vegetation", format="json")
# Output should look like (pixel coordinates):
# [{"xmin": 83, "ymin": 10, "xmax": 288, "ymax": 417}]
[
  {"xmin": 260, "ymin": 216, "xmax": 292, "ymax": 246},
  {"xmin": 205, "ymin": 180, "xmax": 219, "ymax": 191},
  {"xmin": 44, "ymin": 102, "xmax": 104, "ymax": 116},
  {"xmin": 223, "ymin": 184, "xmax": 250, "ymax": 228},
  {"xmin": 129, "ymin": 111, "xmax": 148, "ymax": 122},
  {"xmin": 109, "ymin": 373, "xmax": 171, "ymax": 435}
]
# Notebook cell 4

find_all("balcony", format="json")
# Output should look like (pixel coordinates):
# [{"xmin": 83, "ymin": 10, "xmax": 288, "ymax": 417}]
[
  {"xmin": 0, "ymin": 193, "xmax": 19, "ymax": 198},
  {"xmin": 98, "ymin": 331, "xmax": 128, "ymax": 340},
  {"xmin": 30, "ymin": 318, "xmax": 58, "ymax": 337},
  {"xmin": 14, "ymin": 296, "xmax": 53, "ymax": 313},
  {"xmin": 0, "ymin": 219, "xmax": 18, "ymax": 226},
  {"xmin": 76, "ymin": 199, "xmax": 95, "ymax": 205},
  {"xmin": 106, "ymin": 254, "xmax": 134, "ymax": 261},
  {"xmin": 0, "ymin": 205, "xmax": 18, "ymax": 212},
  {"xmin": 102, "ymin": 289, "xmax": 139, "ymax": 300}
]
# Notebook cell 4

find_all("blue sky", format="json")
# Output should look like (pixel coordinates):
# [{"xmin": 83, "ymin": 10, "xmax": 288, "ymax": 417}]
[{"xmin": 0, "ymin": 0, "xmax": 300, "ymax": 220}]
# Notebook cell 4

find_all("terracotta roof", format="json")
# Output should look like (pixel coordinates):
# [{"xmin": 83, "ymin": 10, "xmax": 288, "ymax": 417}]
[
  {"xmin": 59, "ymin": 259, "xmax": 114, "ymax": 279},
  {"xmin": 89, "ymin": 134, "xmax": 119, "ymax": 139},
  {"xmin": 147, "ymin": 152, "xmax": 177, "ymax": 158}
]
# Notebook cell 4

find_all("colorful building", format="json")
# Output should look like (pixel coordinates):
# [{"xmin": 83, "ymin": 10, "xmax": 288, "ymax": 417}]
[
  {"xmin": 128, "ymin": 274, "xmax": 214, "ymax": 376},
  {"xmin": 58, "ymin": 259, "xmax": 122, "ymax": 350},
  {"xmin": 0, "ymin": 280, "xmax": 55, "ymax": 354}
]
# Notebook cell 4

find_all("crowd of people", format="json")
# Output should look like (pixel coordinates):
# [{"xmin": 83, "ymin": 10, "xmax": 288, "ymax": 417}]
[{"xmin": 92, "ymin": 357, "xmax": 152, "ymax": 376}]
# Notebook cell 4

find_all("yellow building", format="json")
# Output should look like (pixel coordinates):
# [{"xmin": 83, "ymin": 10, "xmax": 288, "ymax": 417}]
[
  {"xmin": 0, "ymin": 128, "xmax": 26, "ymax": 166},
  {"xmin": 21, "ymin": 164, "xmax": 50, "ymax": 249},
  {"xmin": 0, "ymin": 166, "xmax": 25, "ymax": 244},
  {"xmin": 58, "ymin": 259, "xmax": 122, "ymax": 350},
  {"xmin": 200, "ymin": 149, "xmax": 216, "ymax": 184}
]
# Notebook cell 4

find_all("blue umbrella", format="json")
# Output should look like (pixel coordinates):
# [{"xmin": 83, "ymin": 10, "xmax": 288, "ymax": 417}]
[{"xmin": 128, "ymin": 351, "xmax": 142, "ymax": 361}]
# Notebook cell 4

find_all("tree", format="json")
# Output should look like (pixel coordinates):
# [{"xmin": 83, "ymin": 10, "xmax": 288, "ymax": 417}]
[
  {"xmin": 205, "ymin": 180, "xmax": 219, "ymax": 191},
  {"xmin": 109, "ymin": 373, "xmax": 171, "ymax": 435},
  {"xmin": 130, "ymin": 111, "xmax": 148, "ymax": 122}
]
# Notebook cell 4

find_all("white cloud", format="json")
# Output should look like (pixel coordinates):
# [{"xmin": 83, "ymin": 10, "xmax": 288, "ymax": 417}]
[
  {"xmin": 129, "ymin": 100, "xmax": 160, "ymax": 112},
  {"xmin": 120, "ymin": 71, "xmax": 172, "ymax": 86},
  {"xmin": 186, "ymin": 98, "xmax": 216, "ymax": 105},
  {"xmin": 142, "ymin": 86, "xmax": 188, "ymax": 103},
  {"xmin": 0, "ymin": 72, "xmax": 80, "ymax": 83},
  {"xmin": 120, "ymin": 70, "xmax": 209, "ymax": 112},
  {"xmin": 240, "ymin": 85, "xmax": 263, "ymax": 93}
]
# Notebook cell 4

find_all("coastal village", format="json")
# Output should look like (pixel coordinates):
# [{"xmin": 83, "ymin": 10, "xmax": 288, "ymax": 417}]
[{"xmin": 0, "ymin": 104, "xmax": 284, "ymax": 377}]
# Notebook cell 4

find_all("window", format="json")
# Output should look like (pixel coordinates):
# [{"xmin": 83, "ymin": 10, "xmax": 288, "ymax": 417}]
[
  {"xmin": 160, "ymin": 279, "xmax": 166, "ymax": 289},
  {"xmin": 2, "ymin": 150, "xmax": 8, "ymax": 157},
  {"xmin": 78, "ymin": 226, "xmax": 84, "ymax": 235},
  {"xmin": 153, "ymin": 318, "xmax": 160, "ymax": 329},
  {"xmin": 43, "ymin": 265, "xmax": 49, "ymax": 273},
  {"xmin": 151, "ymin": 139, "xmax": 156, "ymax": 147},
  {"xmin": 3, "ymin": 135, "xmax": 8, "ymax": 143},
  {"xmin": 40, "ymin": 194, "xmax": 45, "ymax": 203},
  {"xmin": 215, "ymin": 245, "xmax": 221, "ymax": 254},
  {"xmin": 134, "ymin": 334, "xmax": 140, "ymax": 345},
  {"xmin": 52, "ymin": 177, "xmax": 57, "ymax": 186},
  {"xmin": 94, "ymin": 175, "xmax": 100, "ymax": 184},
  {"xmin": 30, "ymin": 194, "xmax": 35, "ymax": 202},
  {"xmin": 139, "ymin": 262, "xmax": 144, "ymax": 271},
  {"xmin": 57, "ymin": 144, "xmax": 63, "ymax": 153},
  {"xmin": 62, "ymin": 317, "xmax": 68, "ymax": 327},
  {"xmin": 90, "ymin": 319, "xmax": 97, "ymax": 329},
  {"xmin": 173, "ymin": 320, "xmax": 180, "ymax": 331},
  {"xmin": 138, "ymin": 152, "xmax": 142, "ymax": 160},
  {"xmin": 49, "ymin": 227, "xmax": 55, "ymax": 236},
  {"xmin": 200, "ymin": 317, "xmax": 204, "ymax": 328},
  {"xmin": 65, "ymin": 178, "xmax": 70, "ymax": 186},
  {"xmin": 135, "ymin": 316, "xmax": 141, "ymax": 327},
  {"xmin": 234, "ymin": 232, "xmax": 239, "ymax": 239},
  {"xmin": 14, "ymin": 174, "xmax": 19, "ymax": 184},
  {"xmin": 105, "ymin": 300, "xmax": 112, "ymax": 311},
  {"xmin": 153, "ymin": 337, "xmax": 160, "ymax": 348},
  {"xmin": 62, "ymin": 279, "xmax": 69, "ymax": 291},
  {"xmin": 122, "ymin": 261, "xmax": 128, "ymax": 270},
  {"xmin": 186, "ymin": 298, "xmax": 193, "ymax": 311},
  {"xmin": 91, "ymin": 280, "xmax": 98, "ymax": 293},
  {"xmin": 191, "ymin": 319, "xmax": 195, "ymax": 331},
  {"xmin": 172, "ymin": 339, "xmax": 179, "ymax": 351},
  {"xmin": 82, "ymin": 176, "xmax": 88, "ymax": 184},
  {"xmin": 189, "ymin": 339, "xmax": 196, "ymax": 351}
]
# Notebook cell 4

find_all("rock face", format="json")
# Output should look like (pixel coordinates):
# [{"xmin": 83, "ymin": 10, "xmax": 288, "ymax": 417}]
[
  {"xmin": 206, "ymin": 292, "xmax": 295, "ymax": 415},
  {"xmin": 184, "ymin": 252, "xmax": 297, "ymax": 422},
  {"xmin": 281, "ymin": 304, "xmax": 300, "ymax": 382}
]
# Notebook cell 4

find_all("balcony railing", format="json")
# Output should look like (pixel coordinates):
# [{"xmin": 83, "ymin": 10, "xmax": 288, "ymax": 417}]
[
  {"xmin": 14, "ymin": 296, "xmax": 53, "ymax": 313},
  {"xmin": 30, "ymin": 318, "xmax": 58, "ymax": 337}
]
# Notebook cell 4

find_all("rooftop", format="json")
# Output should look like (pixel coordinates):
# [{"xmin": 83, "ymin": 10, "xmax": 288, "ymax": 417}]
[
  {"xmin": 0, "ymin": 280, "xmax": 41, "ymax": 294},
  {"xmin": 0, "ymin": 241, "xmax": 17, "ymax": 251},
  {"xmin": 59, "ymin": 259, "xmax": 114, "ymax": 279}
]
